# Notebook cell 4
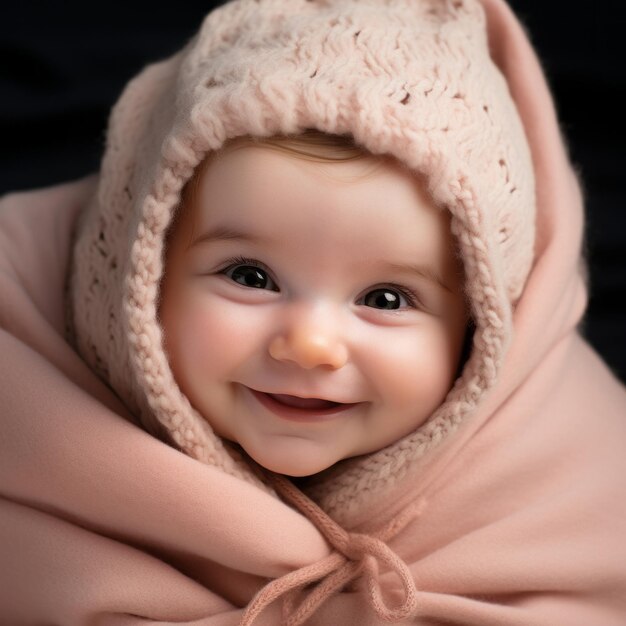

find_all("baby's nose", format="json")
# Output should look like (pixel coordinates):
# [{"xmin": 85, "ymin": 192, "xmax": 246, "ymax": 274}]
[{"xmin": 268, "ymin": 308, "xmax": 348, "ymax": 370}]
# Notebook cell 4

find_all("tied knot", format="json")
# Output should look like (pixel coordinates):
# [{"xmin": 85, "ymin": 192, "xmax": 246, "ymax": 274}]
[
  {"xmin": 239, "ymin": 475, "xmax": 427, "ymax": 626},
  {"xmin": 337, "ymin": 530, "xmax": 375, "ymax": 561}
]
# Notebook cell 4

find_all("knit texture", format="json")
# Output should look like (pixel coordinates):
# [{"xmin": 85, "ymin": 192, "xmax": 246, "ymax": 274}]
[{"xmin": 69, "ymin": 0, "xmax": 535, "ymax": 522}]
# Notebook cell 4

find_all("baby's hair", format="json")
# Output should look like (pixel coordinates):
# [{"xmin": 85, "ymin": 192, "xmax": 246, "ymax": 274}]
[{"xmin": 244, "ymin": 128, "xmax": 369, "ymax": 163}]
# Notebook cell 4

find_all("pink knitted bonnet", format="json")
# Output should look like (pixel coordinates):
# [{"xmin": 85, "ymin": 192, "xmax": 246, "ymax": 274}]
[{"xmin": 68, "ymin": 0, "xmax": 535, "ymax": 522}]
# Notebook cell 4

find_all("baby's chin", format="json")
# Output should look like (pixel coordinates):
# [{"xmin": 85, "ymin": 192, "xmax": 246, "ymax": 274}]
[
  {"xmin": 249, "ymin": 450, "xmax": 334, "ymax": 478},
  {"xmin": 235, "ymin": 438, "xmax": 345, "ymax": 478}
]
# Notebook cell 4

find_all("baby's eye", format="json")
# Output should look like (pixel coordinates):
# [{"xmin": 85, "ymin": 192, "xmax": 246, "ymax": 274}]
[
  {"xmin": 222, "ymin": 262, "xmax": 279, "ymax": 291},
  {"xmin": 359, "ymin": 286, "xmax": 416, "ymax": 310}
]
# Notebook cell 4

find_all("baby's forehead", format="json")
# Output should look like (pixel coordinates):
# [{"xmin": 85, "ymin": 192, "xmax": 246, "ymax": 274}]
[
  {"xmin": 177, "ymin": 131, "xmax": 432, "ymax": 234},
  {"xmin": 184, "ymin": 142, "xmax": 440, "ymax": 227}
]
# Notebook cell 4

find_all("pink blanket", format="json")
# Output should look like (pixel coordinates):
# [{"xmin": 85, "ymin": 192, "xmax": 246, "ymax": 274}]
[{"xmin": 2, "ymin": 0, "xmax": 626, "ymax": 624}]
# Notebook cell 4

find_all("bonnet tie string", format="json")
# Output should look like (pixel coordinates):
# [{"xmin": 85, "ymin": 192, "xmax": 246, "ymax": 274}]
[{"xmin": 238, "ymin": 474, "xmax": 427, "ymax": 626}]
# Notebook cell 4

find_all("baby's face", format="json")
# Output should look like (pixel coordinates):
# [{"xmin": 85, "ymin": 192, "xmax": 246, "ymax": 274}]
[{"xmin": 159, "ymin": 145, "xmax": 468, "ymax": 477}]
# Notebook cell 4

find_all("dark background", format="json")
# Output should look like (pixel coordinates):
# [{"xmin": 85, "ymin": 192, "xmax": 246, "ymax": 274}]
[{"xmin": 1, "ymin": 1, "xmax": 624, "ymax": 382}]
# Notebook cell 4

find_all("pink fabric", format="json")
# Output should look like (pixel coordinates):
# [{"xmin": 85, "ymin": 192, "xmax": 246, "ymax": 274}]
[{"xmin": 1, "ymin": 1, "xmax": 626, "ymax": 625}]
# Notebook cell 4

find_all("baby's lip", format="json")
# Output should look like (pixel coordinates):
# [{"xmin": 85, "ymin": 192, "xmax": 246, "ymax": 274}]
[
  {"xmin": 249, "ymin": 387, "xmax": 359, "ymax": 409},
  {"xmin": 245, "ymin": 387, "xmax": 361, "ymax": 422},
  {"xmin": 266, "ymin": 393, "xmax": 341, "ymax": 410}
]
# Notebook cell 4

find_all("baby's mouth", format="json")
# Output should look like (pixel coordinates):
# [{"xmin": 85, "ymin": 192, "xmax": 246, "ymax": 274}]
[
  {"xmin": 246, "ymin": 387, "xmax": 358, "ymax": 421},
  {"xmin": 266, "ymin": 393, "xmax": 340, "ymax": 410}
]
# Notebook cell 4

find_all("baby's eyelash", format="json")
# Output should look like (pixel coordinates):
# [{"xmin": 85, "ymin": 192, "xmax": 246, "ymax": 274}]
[
  {"xmin": 219, "ymin": 255, "xmax": 267, "ymax": 271},
  {"xmin": 384, "ymin": 283, "xmax": 422, "ymax": 308}
]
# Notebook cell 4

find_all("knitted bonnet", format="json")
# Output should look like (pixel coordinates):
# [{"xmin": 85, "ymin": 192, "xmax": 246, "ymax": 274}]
[{"xmin": 69, "ymin": 0, "xmax": 535, "ymax": 522}]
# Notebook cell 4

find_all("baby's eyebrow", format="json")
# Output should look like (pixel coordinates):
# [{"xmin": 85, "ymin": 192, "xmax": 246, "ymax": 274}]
[{"xmin": 188, "ymin": 225, "xmax": 267, "ymax": 249}]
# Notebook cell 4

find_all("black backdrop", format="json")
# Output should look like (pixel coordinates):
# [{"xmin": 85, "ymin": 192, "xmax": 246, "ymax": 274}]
[{"xmin": 2, "ymin": 1, "xmax": 624, "ymax": 382}]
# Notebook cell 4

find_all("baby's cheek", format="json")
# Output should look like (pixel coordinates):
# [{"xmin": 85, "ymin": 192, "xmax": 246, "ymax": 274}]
[
  {"xmin": 180, "ymin": 301, "xmax": 242, "ymax": 372},
  {"xmin": 372, "ymin": 323, "xmax": 461, "ymax": 412},
  {"xmin": 163, "ymin": 298, "xmax": 243, "ymax": 426},
  {"xmin": 178, "ymin": 293, "xmax": 273, "ymax": 381}
]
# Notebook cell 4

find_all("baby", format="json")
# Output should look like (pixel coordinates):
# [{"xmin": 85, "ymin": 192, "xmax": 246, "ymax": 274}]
[
  {"xmin": 3, "ymin": 0, "xmax": 624, "ymax": 623},
  {"xmin": 70, "ymin": 0, "xmax": 536, "ymax": 493},
  {"xmin": 158, "ymin": 132, "xmax": 469, "ymax": 477}
]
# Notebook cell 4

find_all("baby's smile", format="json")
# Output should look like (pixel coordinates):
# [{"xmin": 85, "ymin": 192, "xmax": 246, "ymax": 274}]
[
  {"xmin": 245, "ymin": 386, "xmax": 361, "ymax": 423},
  {"xmin": 263, "ymin": 392, "xmax": 343, "ymax": 410}
]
